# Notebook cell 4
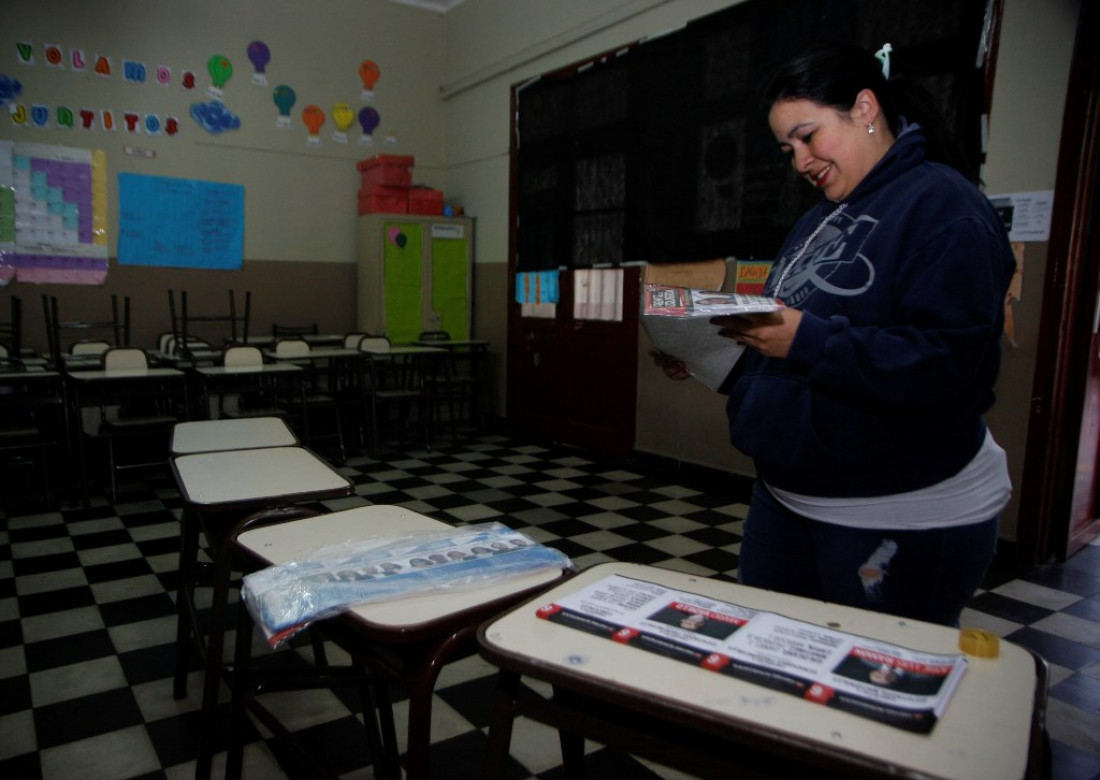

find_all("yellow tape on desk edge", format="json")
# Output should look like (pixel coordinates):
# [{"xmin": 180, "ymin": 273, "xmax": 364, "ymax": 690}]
[{"xmin": 958, "ymin": 627, "xmax": 1000, "ymax": 658}]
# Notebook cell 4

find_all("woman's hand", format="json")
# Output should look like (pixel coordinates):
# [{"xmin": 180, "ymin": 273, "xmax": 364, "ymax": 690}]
[
  {"xmin": 648, "ymin": 348, "xmax": 692, "ymax": 381},
  {"xmin": 710, "ymin": 308, "xmax": 803, "ymax": 358}
]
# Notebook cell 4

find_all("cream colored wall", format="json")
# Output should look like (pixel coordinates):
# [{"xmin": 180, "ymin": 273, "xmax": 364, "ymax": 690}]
[
  {"xmin": 1, "ymin": 0, "xmax": 447, "ymax": 264},
  {"xmin": 440, "ymin": 0, "xmax": 1083, "ymax": 534}
]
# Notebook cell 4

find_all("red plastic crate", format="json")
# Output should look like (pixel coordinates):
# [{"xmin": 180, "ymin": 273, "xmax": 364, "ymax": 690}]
[
  {"xmin": 358, "ymin": 184, "xmax": 409, "ymax": 214},
  {"xmin": 356, "ymin": 154, "xmax": 414, "ymax": 189},
  {"xmin": 408, "ymin": 187, "xmax": 444, "ymax": 215}
]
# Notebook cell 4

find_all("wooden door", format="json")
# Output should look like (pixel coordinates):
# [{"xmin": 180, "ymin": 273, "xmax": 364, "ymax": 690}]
[{"xmin": 507, "ymin": 268, "xmax": 639, "ymax": 455}]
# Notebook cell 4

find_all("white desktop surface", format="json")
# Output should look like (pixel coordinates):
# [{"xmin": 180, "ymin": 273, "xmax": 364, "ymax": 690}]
[
  {"xmin": 172, "ymin": 446, "xmax": 349, "ymax": 507},
  {"xmin": 481, "ymin": 561, "xmax": 1038, "ymax": 780},
  {"xmin": 237, "ymin": 505, "xmax": 565, "ymax": 630},
  {"xmin": 171, "ymin": 417, "xmax": 297, "ymax": 454}
]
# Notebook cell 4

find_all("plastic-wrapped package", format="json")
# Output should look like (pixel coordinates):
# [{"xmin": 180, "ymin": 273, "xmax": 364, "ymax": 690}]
[{"xmin": 241, "ymin": 522, "xmax": 574, "ymax": 647}]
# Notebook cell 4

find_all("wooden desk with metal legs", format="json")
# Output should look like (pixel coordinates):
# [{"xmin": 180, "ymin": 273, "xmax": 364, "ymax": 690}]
[
  {"xmin": 169, "ymin": 445, "xmax": 353, "ymax": 780},
  {"xmin": 228, "ymin": 505, "xmax": 570, "ymax": 780},
  {"xmin": 479, "ymin": 562, "xmax": 1049, "ymax": 780}
]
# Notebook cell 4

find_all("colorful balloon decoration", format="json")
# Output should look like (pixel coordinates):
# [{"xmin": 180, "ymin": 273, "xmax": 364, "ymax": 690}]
[
  {"xmin": 387, "ymin": 226, "xmax": 407, "ymax": 249},
  {"xmin": 302, "ymin": 104, "xmax": 325, "ymax": 146},
  {"xmin": 357, "ymin": 106, "xmax": 380, "ymax": 146},
  {"xmin": 330, "ymin": 102, "xmax": 354, "ymax": 144},
  {"xmin": 272, "ymin": 84, "xmax": 296, "ymax": 128},
  {"xmin": 247, "ymin": 40, "xmax": 271, "ymax": 85},
  {"xmin": 206, "ymin": 54, "xmax": 233, "ymax": 96},
  {"xmin": 359, "ymin": 59, "xmax": 380, "ymax": 99}
]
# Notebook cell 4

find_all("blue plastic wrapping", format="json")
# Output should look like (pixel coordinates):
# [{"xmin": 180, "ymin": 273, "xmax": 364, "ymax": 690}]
[{"xmin": 241, "ymin": 522, "xmax": 573, "ymax": 647}]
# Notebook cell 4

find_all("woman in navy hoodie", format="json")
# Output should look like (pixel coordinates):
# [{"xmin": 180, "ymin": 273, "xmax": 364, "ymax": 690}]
[{"xmin": 713, "ymin": 44, "xmax": 1016, "ymax": 626}]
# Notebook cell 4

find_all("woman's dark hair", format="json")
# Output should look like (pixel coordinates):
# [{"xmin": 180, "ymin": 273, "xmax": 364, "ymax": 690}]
[{"xmin": 763, "ymin": 44, "xmax": 977, "ymax": 183}]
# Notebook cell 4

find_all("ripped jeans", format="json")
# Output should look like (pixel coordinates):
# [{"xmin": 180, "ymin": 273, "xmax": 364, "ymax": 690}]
[{"xmin": 737, "ymin": 482, "xmax": 999, "ymax": 627}]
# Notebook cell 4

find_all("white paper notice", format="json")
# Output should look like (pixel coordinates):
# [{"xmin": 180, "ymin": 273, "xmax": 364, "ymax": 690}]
[{"xmin": 988, "ymin": 190, "xmax": 1054, "ymax": 242}]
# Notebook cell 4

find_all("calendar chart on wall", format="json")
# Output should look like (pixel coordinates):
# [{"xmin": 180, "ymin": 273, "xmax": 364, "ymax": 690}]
[{"xmin": 0, "ymin": 140, "xmax": 109, "ymax": 286}]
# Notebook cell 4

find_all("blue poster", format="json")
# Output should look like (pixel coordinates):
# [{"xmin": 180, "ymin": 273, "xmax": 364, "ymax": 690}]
[{"xmin": 117, "ymin": 173, "xmax": 244, "ymax": 269}]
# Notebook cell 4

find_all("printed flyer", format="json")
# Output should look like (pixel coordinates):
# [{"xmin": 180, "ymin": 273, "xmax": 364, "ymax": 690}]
[{"xmin": 537, "ymin": 574, "xmax": 967, "ymax": 734}]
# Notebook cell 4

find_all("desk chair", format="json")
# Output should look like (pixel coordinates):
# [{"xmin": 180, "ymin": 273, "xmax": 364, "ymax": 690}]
[
  {"xmin": 213, "ymin": 345, "xmax": 289, "ymax": 420},
  {"xmin": 358, "ymin": 338, "xmax": 438, "ymax": 456},
  {"xmin": 95, "ymin": 347, "xmax": 180, "ymax": 501},
  {"xmin": 0, "ymin": 366, "xmax": 66, "ymax": 508},
  {"xmin": 0, "ymin": 295, "xmax": 23, "ymax": 360},
  {"xmin": 417, "ymin": 330, "xmax": 477, "ymax": 431},
  {"xmin": 169, "ymin": 447, "xmax": 354, "ymax": 780},
  {"xmin": 42, "ymin": 293, "xmax": 130, "ymax": 368},
  {"xmin": 273, "ymin": 339, "xmax": 346, "ymax": 461}
]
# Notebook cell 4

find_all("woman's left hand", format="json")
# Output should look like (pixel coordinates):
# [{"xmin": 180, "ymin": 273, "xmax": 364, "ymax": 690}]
[{"xmin": 711, "ymin": 308, "xmax": 802, "ymax": 358}]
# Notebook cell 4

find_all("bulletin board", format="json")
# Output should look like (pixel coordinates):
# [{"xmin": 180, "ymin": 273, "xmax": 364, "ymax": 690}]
[{"xmin": 117, "ymin": 172, "xmax": 244, "ymax": 269}]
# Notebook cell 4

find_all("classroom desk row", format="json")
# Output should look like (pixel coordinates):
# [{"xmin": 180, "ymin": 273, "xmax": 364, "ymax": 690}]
[
  {"xmin": 165, "ymin": 418, "xmax": 1049, "ymax": 780},
  {"xmin": 2, "ymin": 338, "xmax": 491, "ymax": 503}
]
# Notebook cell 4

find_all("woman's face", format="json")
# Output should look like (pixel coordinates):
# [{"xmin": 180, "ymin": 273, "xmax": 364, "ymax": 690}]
[{"xmin": 768, "ymin": 97, "xmax": 879, "ymax": 202}]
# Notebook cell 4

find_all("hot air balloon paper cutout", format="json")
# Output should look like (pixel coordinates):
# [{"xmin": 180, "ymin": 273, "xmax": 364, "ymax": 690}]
[
  {"xmin": 272, "ymin": 84, "xmax": 296, "ymax": 128},
  {"xmin": 331, "ymin": 102, "xmax": 354, "ymax": 144},
  {"xmin": 357, "ymin": 106, "xmax": 379, "ymax": 146},
  {"xmin": 359, "ymin": 59, "xmax": 380, "ymax": 100},
  {"xmin": 302, "ymin": 104, "xmax": 324, "ymax": 147},
  {"xmin": 206, "ymin": 54, "xmax": 233, "ymax": 100},
  {"xmin": 247, "ymin": 41, "xmax": 271, "ymax": 85}
]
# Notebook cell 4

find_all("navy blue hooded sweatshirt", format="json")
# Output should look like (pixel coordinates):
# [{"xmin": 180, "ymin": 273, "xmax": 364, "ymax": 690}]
[{"xmin": 725, "ymin": 126, "xmax": 1016, "ymax": 498}]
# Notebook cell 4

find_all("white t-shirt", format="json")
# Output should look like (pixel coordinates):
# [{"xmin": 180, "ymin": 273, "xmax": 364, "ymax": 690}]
[{"xmin": 767, "ymin": 430, "xmax": 1011, "ymax": 530}]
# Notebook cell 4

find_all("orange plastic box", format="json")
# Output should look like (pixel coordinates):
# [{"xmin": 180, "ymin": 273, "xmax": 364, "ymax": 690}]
[
  {"xmin": 356, "ymin": 154, "xmax": 414, "ymax": 189},
  {"xmin": 408, "ymin": 187, "xmax": 444, "ymax": 215},
  {"xmin": 358, "ymin": 184, "xmax": 409, "ymax": 214}
]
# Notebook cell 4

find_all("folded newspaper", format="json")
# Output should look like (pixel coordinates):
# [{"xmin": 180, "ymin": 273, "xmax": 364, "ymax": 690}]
[
  {"xmin": 641, "ymin": 284, "xmax": 781, "ymax": 390},
  {"xmin": 537, "ymin": 574, "xmax": 967, "ymax": 734},
  {"xmin": 242, "ymin": 522, "xmax": 574, "ymax": 647}
]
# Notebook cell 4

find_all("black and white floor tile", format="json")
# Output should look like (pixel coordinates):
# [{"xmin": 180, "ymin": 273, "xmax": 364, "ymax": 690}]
[{"xmin": 2, "ymin": 431, "xmax": 1099, "ymax": 779}]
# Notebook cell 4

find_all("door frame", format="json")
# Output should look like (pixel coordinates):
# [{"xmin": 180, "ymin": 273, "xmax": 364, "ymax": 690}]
[{"xmin": 1017, "ymin": 0, "xmax": 1099, "ymax": 562}]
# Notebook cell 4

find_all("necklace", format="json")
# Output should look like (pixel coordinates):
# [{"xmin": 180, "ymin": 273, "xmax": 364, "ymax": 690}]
[{"xmin": 772, "ymin": 203, "xmax": 848, "ymax": 296}]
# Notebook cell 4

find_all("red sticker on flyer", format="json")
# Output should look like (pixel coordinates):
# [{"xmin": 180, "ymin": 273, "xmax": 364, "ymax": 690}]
[
  {"xmin": 612, "ymin": 627, "xmax": 640, "ymax": 643},
  {"xmin": 804, "ymin": 683, "xmax": 835, "ymax": 705},
  {"xmin": 702, "ymin": 653, "xmax": 731, "ymax": 671}
]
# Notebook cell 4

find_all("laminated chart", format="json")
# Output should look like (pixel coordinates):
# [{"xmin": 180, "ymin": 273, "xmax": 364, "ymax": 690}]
[{"xmin": 0, "ymin": 141, "xmax": 109, "ymax": 286}]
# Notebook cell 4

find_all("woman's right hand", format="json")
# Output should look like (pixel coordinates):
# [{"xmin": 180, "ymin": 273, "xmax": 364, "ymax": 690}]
[{"xmin": 648, "ymin": 348, "xmax": 692, "ymax": 381}]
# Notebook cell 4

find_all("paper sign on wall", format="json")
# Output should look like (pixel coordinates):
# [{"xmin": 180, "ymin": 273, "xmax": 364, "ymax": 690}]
[{"xmin": 117, "ymin": 173, "xmax": 244, "ymax": 269}]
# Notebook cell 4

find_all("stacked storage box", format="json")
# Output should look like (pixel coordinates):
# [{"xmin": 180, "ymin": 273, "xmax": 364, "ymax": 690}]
[{"xmin": 356, "ymin": 155, "xmax": 446, "ymax": 215}]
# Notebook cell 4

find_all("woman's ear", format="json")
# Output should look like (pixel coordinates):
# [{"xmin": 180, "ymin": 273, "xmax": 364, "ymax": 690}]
[{"xmin": 851, "ymin": 88, "xmax": 881, "ymax": 125}]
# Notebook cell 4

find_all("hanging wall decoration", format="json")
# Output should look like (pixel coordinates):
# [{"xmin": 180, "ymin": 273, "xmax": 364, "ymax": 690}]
[
  {"xmin": 331, "ymin": 102, "xmax": 354, "ymax": 144},
  {"xmin": 206, "ymin": 54, "xmax": 233, "ymax": 100},
  {"xmin": 190, "ymin": 101, "xmax": 241, "ymax": 134},
  {"xmin": 302, "ymin": 104, "xmax": 324, "ymax": 147},
  {"xmin": 247, "ymin": 40, "xmax": 271, "ymax": 85},
  {"xmin": 272, "ymin": 84, "xmax": 296, "ymax": 129},
  {"xmin": 357, "ymin": 106, "xmax": 379, "ymax": 146},
  {"xmin": 359, "ymin": 59, "xmax": 379, "ymax": 100}
]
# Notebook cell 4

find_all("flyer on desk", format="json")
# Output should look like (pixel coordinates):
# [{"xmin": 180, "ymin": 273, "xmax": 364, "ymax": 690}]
[
  {"xmin": 536, "ymin": 574, "xmax": 967, "ymax": 734},
  {"xmin": 640, "ymin": 284, "xmax": 781, "ymax": 391}
]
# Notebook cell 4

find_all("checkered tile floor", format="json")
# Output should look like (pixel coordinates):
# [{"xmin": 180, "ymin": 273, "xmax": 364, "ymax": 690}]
[{"xmin": 2, "ymin": 431, "xmax": 1099, "ymax": 779}]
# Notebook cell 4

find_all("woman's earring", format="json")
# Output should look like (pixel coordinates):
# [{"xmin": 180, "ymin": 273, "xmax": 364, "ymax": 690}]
[{"xmin": 866, "ymin": 123, "xmax": 875, "ymax": 135}]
